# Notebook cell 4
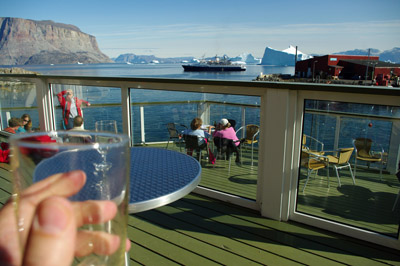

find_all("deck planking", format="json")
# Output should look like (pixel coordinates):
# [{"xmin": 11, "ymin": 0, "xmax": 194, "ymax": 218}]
[{"xmin": 0, "ymin": 143, "xmax": 399, "ymax": 265}]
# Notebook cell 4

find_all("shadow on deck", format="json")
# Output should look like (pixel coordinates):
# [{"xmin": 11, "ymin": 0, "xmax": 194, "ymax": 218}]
[
  {"xmin": 128, "ymin": 193, "xmax": 400, "ymax": 265},
  {"xmin": 1, "ymin": 142, "xmax": 399, "ymax": 265}
]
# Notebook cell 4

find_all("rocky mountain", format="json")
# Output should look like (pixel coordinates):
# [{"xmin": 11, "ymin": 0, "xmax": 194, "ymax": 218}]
[
  {"xmin": 0, "ymin": 17, "xmax": 113, "ymax": 65},
  {"xmin": 380, "ymin": 48, "xmax": 400, "ymax": 63},
  {"xmin": 333, "ymin": 48, "xmax": 381, "ymax": 56},
  {"xmin": 333, "ymin": 47, "xmax": 400, "ymax": 63}
]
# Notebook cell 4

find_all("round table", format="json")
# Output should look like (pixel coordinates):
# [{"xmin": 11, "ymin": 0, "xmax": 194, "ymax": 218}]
[
  {"xmin": 33, "ymin": 146, "xmax": 201, "ymax": 213},
  {"xmin": 129, "ymin": 147, "xmax": 202, "ymax": 213}
]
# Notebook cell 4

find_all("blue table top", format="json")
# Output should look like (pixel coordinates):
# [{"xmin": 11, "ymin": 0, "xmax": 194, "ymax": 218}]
[
  {"xmin": 129, "ymin": 147, "xmax": 201, "ymax": 213},
  {"xmin": 33, "ymin": 147, "xmax": 201, "ymax": 214}
]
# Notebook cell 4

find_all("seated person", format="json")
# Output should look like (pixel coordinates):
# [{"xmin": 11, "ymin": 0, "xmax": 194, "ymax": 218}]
[
  {"xmin": 67, "ymin": 116, "xmax": 92, "ymax": 143},
  {"xmin": 3, "ymin": 117, "xmax": 23, "ymax": 134},
  {"xmin": 213, "ymin": 118, "xmax": 241, "ymax": 162},
  {"xmin": 182, "ymin": 117, "xmax": 212, "ymax": 148},
  {"xmin": 213, "ymin": 118, "xmax": 240, "ymax": 146},
  {"xmin": 71, "ymin": 115, "xmax": 86, "ymax": 131},
  {"xmin": 17, "ymin": 114, "xmax": 33, "ymax": 133}
]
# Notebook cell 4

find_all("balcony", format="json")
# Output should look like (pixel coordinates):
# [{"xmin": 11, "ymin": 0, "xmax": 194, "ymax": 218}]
[{"xmin": 0, "ymin": 73, "xmax": 400, "ymax": 263}]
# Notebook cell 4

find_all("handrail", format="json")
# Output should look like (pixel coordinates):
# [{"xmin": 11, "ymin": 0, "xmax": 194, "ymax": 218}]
[{"xmin": 1, "ymin": 73, "xmax": 400, "ymax": 96}]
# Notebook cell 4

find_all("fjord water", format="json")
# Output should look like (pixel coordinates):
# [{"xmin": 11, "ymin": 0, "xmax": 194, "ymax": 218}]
[{"xmin": 19, "ymin": 63, "xmax": 295, "ymax": 81}]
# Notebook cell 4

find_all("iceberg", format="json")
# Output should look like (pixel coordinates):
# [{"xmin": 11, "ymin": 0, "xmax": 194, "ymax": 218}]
[
  {"xmin": 260, "ymin": 45, "xmax": 312, "ymax": 66},
  {"xmin": 229, "ymin": 53, "xmax": 261, "ymax": 65}
]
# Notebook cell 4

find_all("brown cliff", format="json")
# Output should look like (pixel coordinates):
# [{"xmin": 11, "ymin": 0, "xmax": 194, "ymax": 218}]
[{"xmin": 0, "ymin": 17, "xmax": 113, "ymax": 65}]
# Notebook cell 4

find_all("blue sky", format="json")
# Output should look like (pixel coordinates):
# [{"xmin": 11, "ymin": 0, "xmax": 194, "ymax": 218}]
[{"xmin": 2, "ymin": 0, "xmax": 400, "ymax": 58}]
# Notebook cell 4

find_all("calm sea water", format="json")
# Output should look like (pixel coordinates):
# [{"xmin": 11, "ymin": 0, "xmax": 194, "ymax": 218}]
[
  {"xmin": 17, "ymin": 63, "xmax": 294, "ymax": 81},
  {"xmin": 4, "ymin": 63, "xmax": 288, "ymax": 142},
  {"xmin": 3, "ymin": 63, "xmax": 396, "ymax": 149}
]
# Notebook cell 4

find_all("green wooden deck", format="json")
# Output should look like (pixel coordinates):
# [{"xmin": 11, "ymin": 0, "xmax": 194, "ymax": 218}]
[
  {"xmin": 153, "ymin": 141, "xmax": 400, "ymax": 239},
  {"xmin": 128, "ymin": 194, "xmax": 400, "ymax": 265},
  {"xmin": 162, "ymin": 141, "xmax": 259, "ymax": 200},
  {"xmin": 297, "ymin": 166, "xmax": 400, "ymax": 238},
  {"xmin": 1, "ymin": 143, "xmax": 400, "ymax": 265}
]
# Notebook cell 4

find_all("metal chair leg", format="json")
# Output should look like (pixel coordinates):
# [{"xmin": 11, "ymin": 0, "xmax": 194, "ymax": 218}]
[
  {"xmin": 348, "ymin": 163, "xmax": 356, "ymax": 185},
  {"xmin": 228, "ymin": 155, "xmax": 232, "ymax": 174},
  {"xmin": 333, "ymin": 166, "xmax": 341, "ymax": 187},
  {"xmin": 302, "ymin": 169, "xmax": 313, "ymax": 193},
  {"xmin": 353, "ymin": 158, "xmax": 358, "ymax": 178},
  {"xmin": 392, "ymin": 190, "xmax": 400, "ymax": 211},
  {"xmin": 251, "ymin": 142, "xmax": 254, "ymax": 166}
]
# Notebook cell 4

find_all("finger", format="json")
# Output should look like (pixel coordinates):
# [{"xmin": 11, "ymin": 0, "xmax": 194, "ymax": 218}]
[
  {"xmin": 0, "ymin": 200, "xmax": 21, "ymax": 265},
  {"xmin": 126, "ymin": 238, "xmax": 131, "ymax": 251},
  {"xmin": 75, "ymin": 230, "xmax": 121, "ymax": 257},
  {"xmin": 73, "ymin": 200, "xmax": 117, "ymax": 227},
  {"xmin": 22, "ymin": 170, "xmax": 86, "ymax": 201},
  {"xmin": 23, "ymin": 197, "xmax": 76, "ymax": 266},
  {"xmin": 16, "ymin": 171, "xmax": 86, "ymax": 258}
]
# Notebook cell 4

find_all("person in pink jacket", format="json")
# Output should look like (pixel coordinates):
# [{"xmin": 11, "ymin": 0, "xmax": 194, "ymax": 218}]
[
  {"xmin": 57, "ymin": 89, "xmax": 90, "ymax": 130},
  {"xmin": 212, "ymin": 118, "xmax": 241, "ymax": 162},
  {"xmin": 213, "ymin": 118, "xmax": 240, "ymax": 146}
]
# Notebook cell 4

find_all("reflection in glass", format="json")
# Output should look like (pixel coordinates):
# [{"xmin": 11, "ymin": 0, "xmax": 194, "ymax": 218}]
[
  {"xmin": 297, "ymin": 99, "xmax": 400, "ymax": 238},
  {"xmin": 130, "ymin": 88, "xmax": 260, "ymax": 201},
  {"xmin": 52, "ymin": 85, "xmax": 122, "ymax": 132},
  {"xmin": 0, "ymin": 80, "xmax": 39, "ymax": 131}
]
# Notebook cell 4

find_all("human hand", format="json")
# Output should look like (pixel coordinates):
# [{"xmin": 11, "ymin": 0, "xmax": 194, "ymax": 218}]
[
  {"xmin": 0, "ymin": 170, "xmax": 130, "ymax": 266},
  {"xmin": 87, "ymin": 103, "xmax": 91, "ymax": 107}
]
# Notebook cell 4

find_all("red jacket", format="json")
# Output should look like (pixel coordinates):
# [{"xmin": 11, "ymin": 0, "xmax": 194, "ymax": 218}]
[
  {"xmin": 3, "ymin": 127, "xmax": 16, "ymax": 134},
  {"xmin": 57, "ymin": 91, "xmax": 90, "ymax": 126}
]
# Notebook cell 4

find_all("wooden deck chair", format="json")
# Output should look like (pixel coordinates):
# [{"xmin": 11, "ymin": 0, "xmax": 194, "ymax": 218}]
[
  {"xmin": 301, "ymin": 151, "xmax": 329, "ymax": 193},
  {"xmin": 302, "ymin": 134, "xmax": 324, "ymax": 155},
  {"xmin": 166, "ymin": 123, "xmax": 186, "ymax": 151},
  {"xmin": 353, "ymin": 138, "xmax": 384, "ymax": 180},
  {"xmin": 236, "ymin": 124, "xmax": 259, "ymax": 166},
  {"xmin": 325, "ymin": 148, "xmax": 355, "ymax": 187},
  {"xmin": 183, "ymin": 134, "xmax": 208, "ymax": 166},
  {"xmin": 213, "ymin": 136, "xmax": 240, "ymax": 173}
]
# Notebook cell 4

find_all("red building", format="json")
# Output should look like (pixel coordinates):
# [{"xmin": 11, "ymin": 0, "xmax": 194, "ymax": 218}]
[{"xmin": 295, "ymin": 55, "xmax": 400, "ymax": 82}]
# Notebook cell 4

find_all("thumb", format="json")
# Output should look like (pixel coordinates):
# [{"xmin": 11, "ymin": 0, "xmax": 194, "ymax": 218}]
[{"xmin": 23, "ymin": 197, "xmax": 76, "ymax": 266}]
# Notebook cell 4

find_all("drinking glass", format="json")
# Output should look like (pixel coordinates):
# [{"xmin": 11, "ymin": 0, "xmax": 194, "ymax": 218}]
[
  {"xmin": 95, "ymin": 120, "xmax": 118, "ymax": 133},
  {"xmin": 10, "ymin": 131, "xmax": 130, "ymax": 265}
]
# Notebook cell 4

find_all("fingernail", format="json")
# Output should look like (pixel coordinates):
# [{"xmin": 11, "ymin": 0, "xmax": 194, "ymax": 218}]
[
  {"xmin": 67, "ymin": 170, "xmax": 86, "ymax": 187},
  {"xmin": 34, "ymin": 198, "xmax": 70, "ymax": 234}
]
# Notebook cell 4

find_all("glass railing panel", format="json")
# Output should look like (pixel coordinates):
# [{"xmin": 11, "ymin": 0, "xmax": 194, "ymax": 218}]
[
  {"xmin": 51, "ymin": 85, "xmax": 122, "ymax": 132},
  {"xmin": 130, "ymin": 103, "xmax": 198, "ymax": 144},
  {"xmin": 130, "ymin": 88, "xmax": 260, "ymax": 200},
  {"xmin": 339, "ymin": 117, "xmax": 392, "ymax": 157},
  {"xmin": 0, "ymin": 79, "xmax": 39, "ymax": 132},
  {"xmin": 297, "ymin": 99, "xmax": 400, "ymax": 238}
]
